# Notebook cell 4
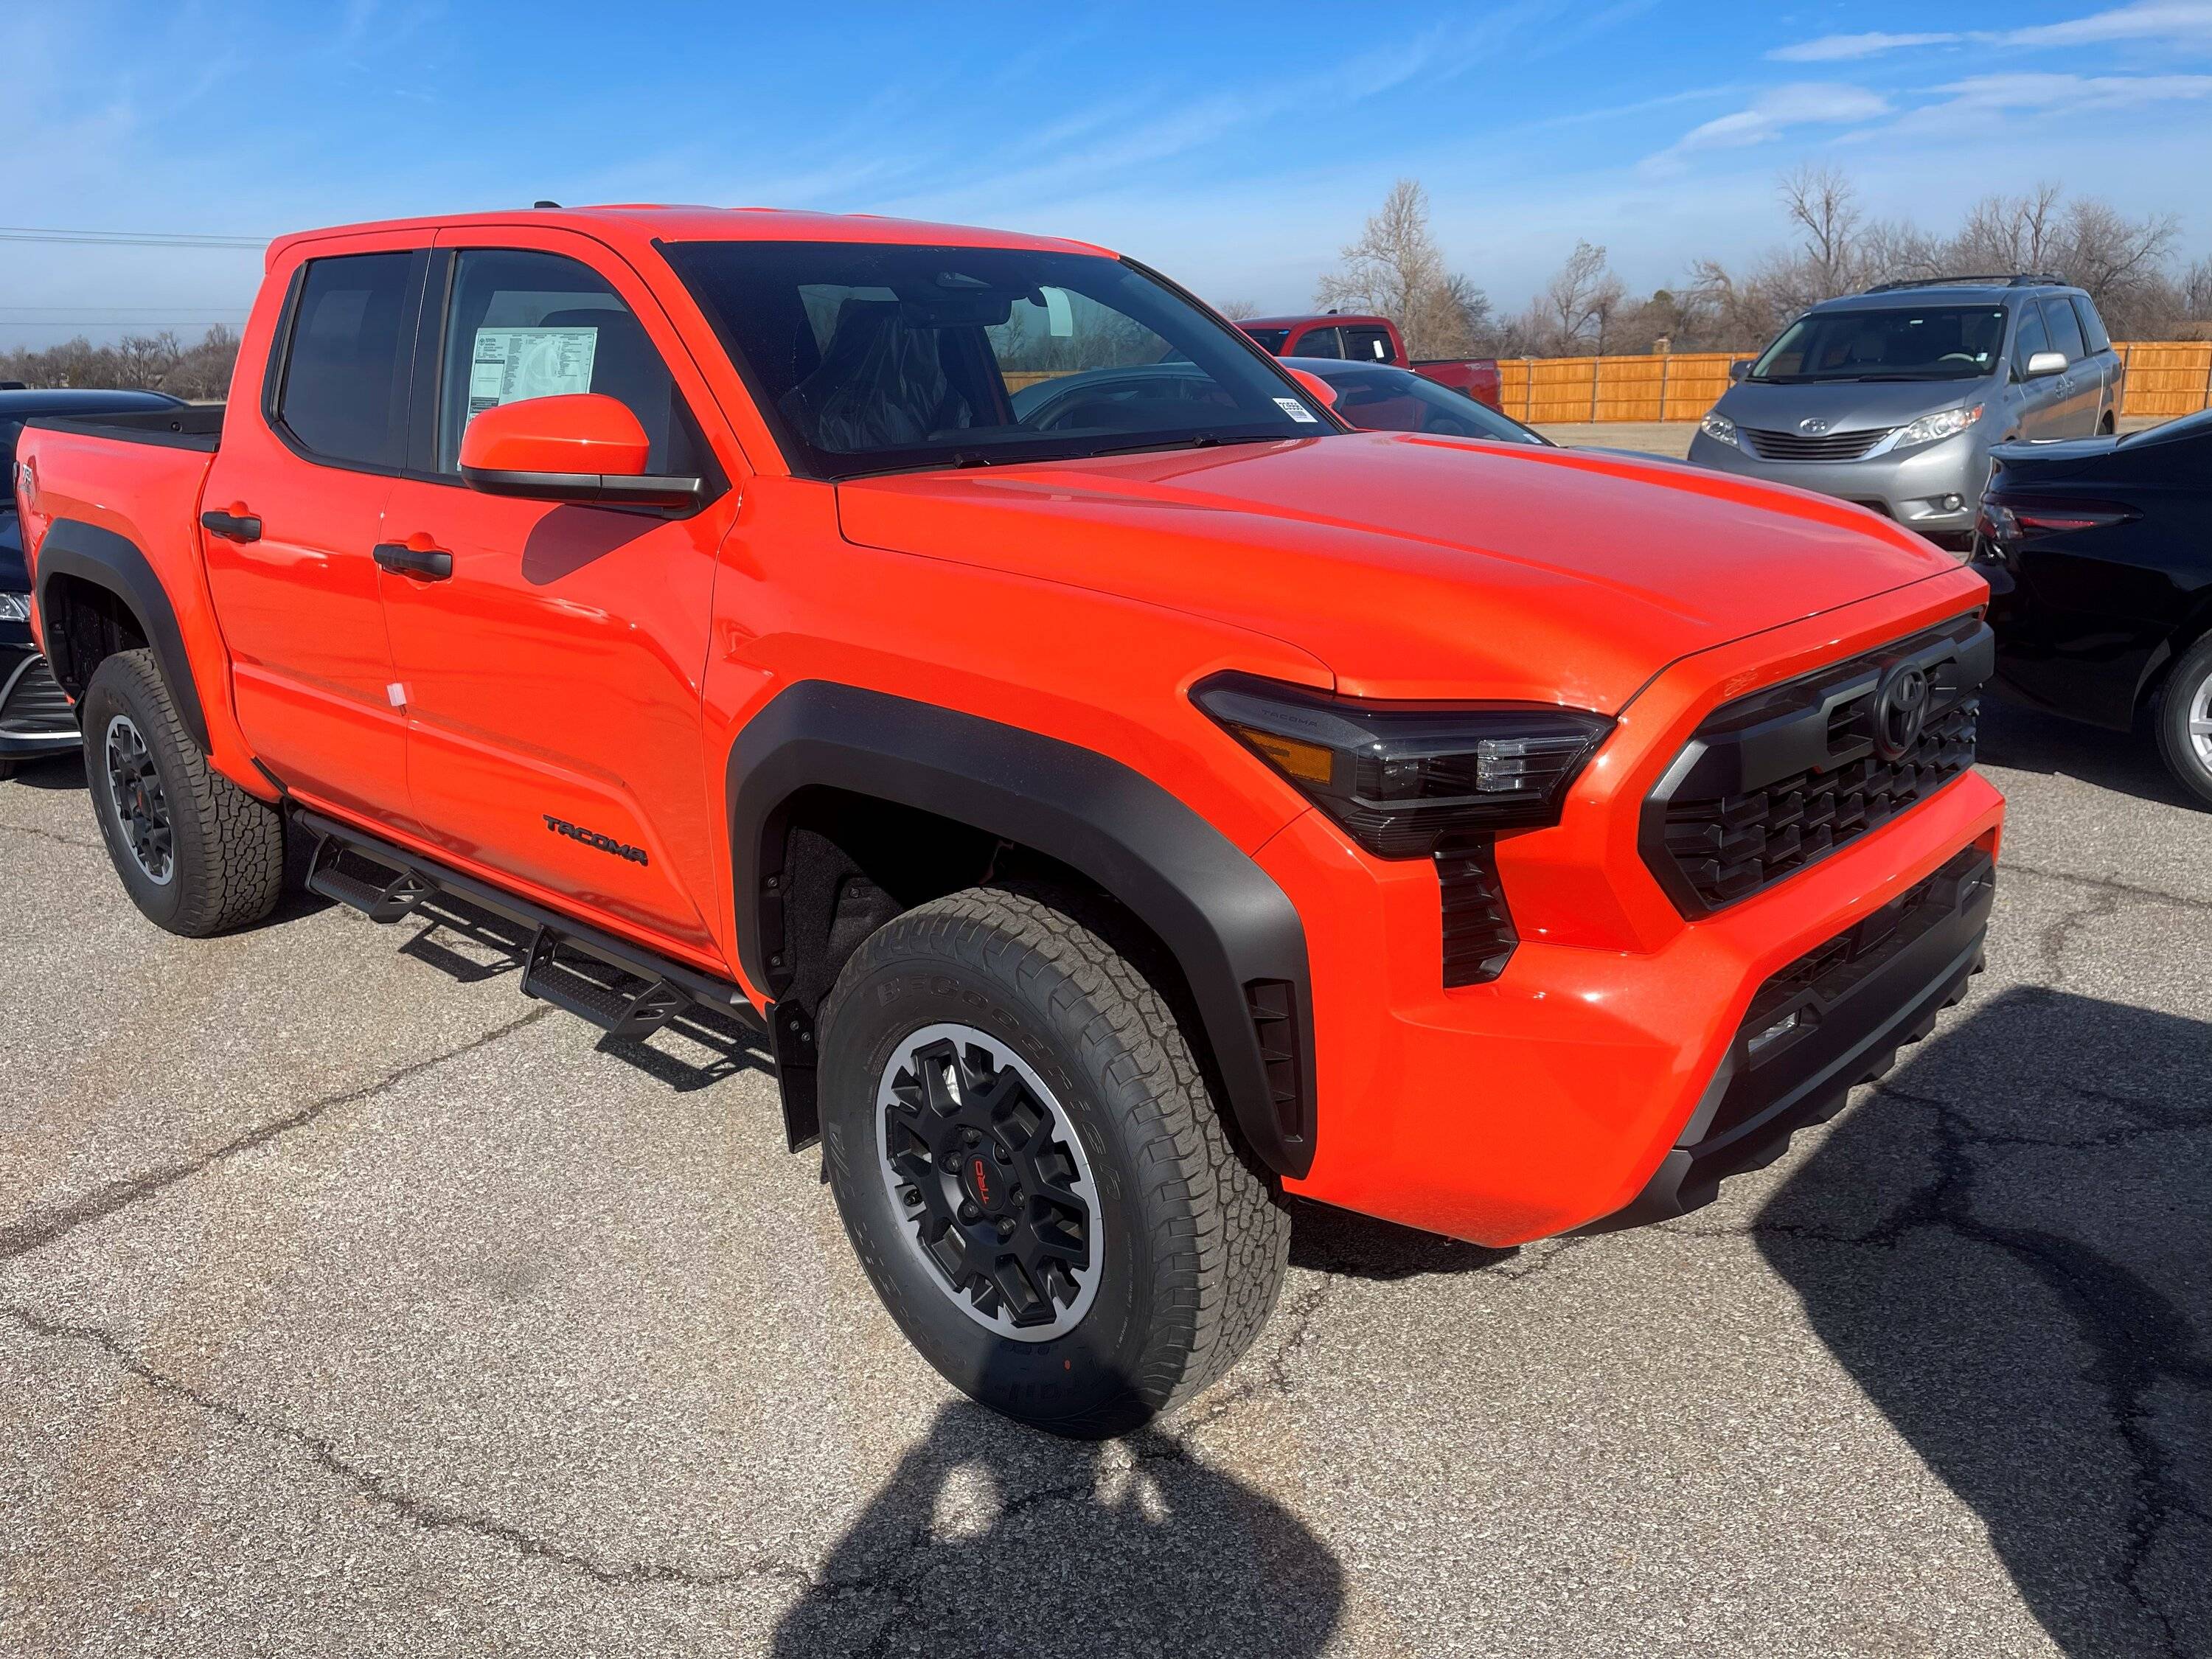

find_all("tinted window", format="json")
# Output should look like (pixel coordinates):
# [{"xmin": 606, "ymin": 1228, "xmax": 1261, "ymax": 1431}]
[
  {"xmin": 1315, "ymin": 364, "xmax": 1545, "ymax": 442},
  {"xmin": 2070, "ymin": 296, "xmax": 2110, "ymax": 354},
  {"xmin": 2012, "ymin": 302, "xmax": 2050, "ymax": 370},
  {"xmin": 1338, "ymin": 325, "xmax": 1395, "ymax": 364},
  {"xmin": 1242, "ymin": 327, "xmax": 1290, "ymax": 354},
  {"xmin": 276, "ymin": 253, "xmax": 415, "ymax": 467},
  {"xmin": 1293, "ymin": 327, "xmax": 1343, "ymax": 358},
  {"xmin": 2042, "ymin": 297, "xmax": 2088, "ymax": 362},
  {"xmin": 1751, "ymin": 305, "xmax": 2006, "ymax": 382},
  {"xmin": 436, "ymin": 248, "xmax": 702, "ymax": 476},
  {"xmin": 664, "ymin": 240, "xmax": 1335, "ymax": 480}
]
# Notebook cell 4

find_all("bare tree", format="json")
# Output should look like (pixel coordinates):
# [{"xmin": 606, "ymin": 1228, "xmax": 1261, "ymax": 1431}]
[
  {"xmin": 1779, "ymin": 164, "xmax": 1865, "ymax": 296},
  {"xmin": 1315, "ymin": 178, "xmax": 1472, "ymax": 357},
  {"xmin": 1213, "ymin": 298, "xmax": 1261, "ymax": 321},
  {"xmin": 0, "ymin": 323, "xmax": 240, "ymax": 397},
  {"xmin": 1526, "ymin": 240, "xmax": 1627, "ymax": 354}
]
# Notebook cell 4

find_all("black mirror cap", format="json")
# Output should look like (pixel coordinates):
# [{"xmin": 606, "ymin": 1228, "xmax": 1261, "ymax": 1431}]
[
  {"xmin": 459, "ymin": 466, "xmax": 704, "ymax": 509},
  {"xmin": 1728, "ymin": 359, "xmax": 1753, "ymax": 382}
]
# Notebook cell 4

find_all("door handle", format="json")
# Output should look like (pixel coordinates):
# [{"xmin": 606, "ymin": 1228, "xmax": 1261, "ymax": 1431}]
[
  {"xmin": 200, "ymin": 508, "xmax": 262, "ymax": 543},
  {"xmin": 372, "ymin": 541, "xmax": 453, "ymax": 580}
]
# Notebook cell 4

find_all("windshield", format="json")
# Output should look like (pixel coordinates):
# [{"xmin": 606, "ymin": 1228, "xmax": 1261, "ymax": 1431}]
[
  {"xmin": 1301, "ymin": 362, "xmax": 1547, "ymax": 444},
  {"xmin": 1750, "ymin": 305, "xmax": 2007, "ymax": 383},
  {"xmin": 664, "ymin": 242, "xmax": 1335, "ymax": 479}
]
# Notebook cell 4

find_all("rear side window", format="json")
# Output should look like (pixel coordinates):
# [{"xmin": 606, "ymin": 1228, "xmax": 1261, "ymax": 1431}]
[
  {"xmin": 2072, "ymin": 296, "xmax": 2112, "ymax": 354},
  {"xmin": 1242, "ymin": 327, "xmax": 1290, "ymax": 354},
  {"xmin": 1294, "ymin": 327, "xmax": 1343, "ymax": 358},
  {"xmin": 2042, "ymin": 297, "xmax": 2089, "ymax": 363},
  {"xmin": 2012, "ymin": 302, "xmax": 2050, "ymax": 371},
  {"xmin": 1339, "ymin": 325, "xmax": 1396, "ymax": 364},
  {"xmin": 274, "ymin": 253, "xmax": 415, "ymax": 468},
  {"xmin": 434, "ymin": 248, "xmax": 705, "ymax": 476}
]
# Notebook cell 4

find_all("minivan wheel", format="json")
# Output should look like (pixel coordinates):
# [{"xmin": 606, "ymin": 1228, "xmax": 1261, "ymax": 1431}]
[
  {"xmin": 818, "ymin": 886, "xmax": 1290, "ymax": 1437},
  {"xmin": 2155, "ymin": 634, "xmax": 2212, "ymax": 810},
  {"xmin": 80, "ymin": 649, "xmax": 285, "ymax": 934}
]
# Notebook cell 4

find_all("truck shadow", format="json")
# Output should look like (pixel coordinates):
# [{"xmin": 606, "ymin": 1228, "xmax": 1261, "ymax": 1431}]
[
  {"xmin": 1755, "ymin": 986, "xmax": 2211, "ymax": 1657},
  {"xmin": 1285, "ymin": 1197, "xmax": 1514, "ymax": 1281},
  {"xmin": 770, "ymin": 1399, "xmax": 1343, "ymax": 1658}
]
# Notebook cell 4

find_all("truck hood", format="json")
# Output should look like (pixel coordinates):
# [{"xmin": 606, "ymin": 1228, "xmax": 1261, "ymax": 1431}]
[
  {"xmin": 834, "ymin": 431, "xmax": 1960, "ymax": 711},
  {"xmin": 1714, "ymin": 376, "xmax": 1997, "ymax": 433}
]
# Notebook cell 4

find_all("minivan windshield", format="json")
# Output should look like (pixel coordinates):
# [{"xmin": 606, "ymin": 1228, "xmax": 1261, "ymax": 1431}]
[
  {"xmin": 664, "ymin": 241, "xmax": 1337, "ymax": 479},
  {"xmin": 1749, "ymin": 305, "xmax": 2008, "ymax": 383}
]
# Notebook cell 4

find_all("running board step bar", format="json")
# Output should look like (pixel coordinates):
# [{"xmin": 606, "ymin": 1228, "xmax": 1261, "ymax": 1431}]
[
  {"xmin": 521, "ymin": 927, "xmax": 695, "ymax": 1042},
  {"xmin": 305, "ymin": 835, "xmax": 436, "ymax": 922},
  {"xmin": 288, "ymin": 807, "xmax": 761, "ymax": 1047}
]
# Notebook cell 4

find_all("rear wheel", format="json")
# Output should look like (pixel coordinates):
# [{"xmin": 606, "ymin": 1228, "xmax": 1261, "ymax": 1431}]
[
  {"xmin": 80, "ymin": 649, "xmax": 285, "ymax": 934},
  {"xmin": 818, "ymin": 886, "xmax": 1290, "ymax": 1436},
  {"xmin": 2156, "ymin": 634, "xmax": 2212, "ymax": 810}
]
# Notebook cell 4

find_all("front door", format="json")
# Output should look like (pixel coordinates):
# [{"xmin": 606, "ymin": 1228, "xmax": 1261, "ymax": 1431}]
[
  {"xmin": 377, "ymin": 234, "xmax": 741, "ymax": 964},
  {"xmin": 200, "ymin": 243, "xmax": 426, "ymax": 824},
  {"xmin": 2006, "ymin": 302, "xmax": 2069, "ymax": 440},
  {"xmin": 2037, "ymin": 298, "xmax": 2101, "ymax": 435}
]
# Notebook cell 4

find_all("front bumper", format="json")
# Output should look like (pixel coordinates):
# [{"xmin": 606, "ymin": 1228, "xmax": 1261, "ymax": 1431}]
[
  {"xmin": 1686, "ymin": 429, "xmax": 1989, "ymax": 541},
  {"xmin": 0, "ymin": 641, "xmax": 80, "ymax": 761},
  {"xmin": 1266, "ymin": 574, "xmax": 2004, "ymax": 1248}
]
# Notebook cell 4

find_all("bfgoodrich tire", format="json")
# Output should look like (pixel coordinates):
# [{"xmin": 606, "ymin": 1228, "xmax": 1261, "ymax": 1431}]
[
  {"xmin": 80, "ymin": 649, "xmax": 285, "ymax": 935},
  {"xmin": 818, "ymin": 886, "xmax": 1290, "ymax": 1437},
  {"xmin": 2155, "ymin": 634, "xmax": 2212, "ymax": 810}
]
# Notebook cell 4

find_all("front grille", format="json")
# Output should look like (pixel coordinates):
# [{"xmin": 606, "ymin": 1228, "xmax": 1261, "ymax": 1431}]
[
  {"xmin": 1438, "ymin": 840, "xmax": 1517, "ymax": 985},
  {"xmin": 1644, "ymin": 616, "xmax": 1992, "ymax": 915},
  {"xmin": 0, "ymin": 653, "xmax": 75, "ymax": 736},
  {"xmin": 1742, "ymin": 425, "xmax": 1892, "ymax": 462}
]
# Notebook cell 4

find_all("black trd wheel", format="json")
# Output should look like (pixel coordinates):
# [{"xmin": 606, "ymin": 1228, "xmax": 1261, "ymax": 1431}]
[
  {"xmin": 80, "ymin": 650, "xmax": 284, "ymax": 935},
  {"xmin": 818, "ymin": 886, "xmax": 1290, "ymax": 1437},
  {"xmin": 2155, "ymin": 634, "xmax": 2212, "ymax": 810}
]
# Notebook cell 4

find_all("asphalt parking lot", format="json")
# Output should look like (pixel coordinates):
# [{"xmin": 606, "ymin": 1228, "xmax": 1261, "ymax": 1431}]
[{"xmin": 3, "ymin": 692, "xmax": 2208, "ymax": 1658}]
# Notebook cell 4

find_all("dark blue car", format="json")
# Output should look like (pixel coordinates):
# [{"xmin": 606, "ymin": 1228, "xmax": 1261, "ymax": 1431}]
[{"xmin": 2, "ymin": 389, "xmax": 185, "ymax": 776}]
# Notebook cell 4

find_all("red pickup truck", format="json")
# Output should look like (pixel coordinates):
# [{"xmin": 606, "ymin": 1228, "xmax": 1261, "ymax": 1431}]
[
  {"xmin": 1237, "ymin": 312, "xmax": 1504, "ymax": 410},
  {"xmin": 17, "ymin": 206, "xmax": 2000, "ymax": 1436}
]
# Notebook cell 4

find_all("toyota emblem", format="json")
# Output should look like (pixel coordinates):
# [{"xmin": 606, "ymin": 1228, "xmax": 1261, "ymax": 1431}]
[
  {"xmin": 1798, "ymin": 417, "xmax": 1832, "ymax": 434},
  {"xmin": 1873, "ymin": 662, "xmax": 1931, "ymax": 760}
]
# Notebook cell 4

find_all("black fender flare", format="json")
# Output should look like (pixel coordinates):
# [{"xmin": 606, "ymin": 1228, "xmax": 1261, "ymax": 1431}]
[
  {"xmin": 728, "ymin": 681, "xmax": 1317, "ymax": 1178},
  {"xmin": 33, "ymin": 518, "xmax": 210, "ymax": 751}
]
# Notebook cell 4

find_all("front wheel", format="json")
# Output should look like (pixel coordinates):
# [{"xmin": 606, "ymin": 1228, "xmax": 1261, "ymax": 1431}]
[
  {"xmin": 818, "ymin": 886, "xmax": 1290, "ymax": 1436},
  {"xmin": 2156, "ymin": 634, "xmax": 2212, "ymax": 810}
]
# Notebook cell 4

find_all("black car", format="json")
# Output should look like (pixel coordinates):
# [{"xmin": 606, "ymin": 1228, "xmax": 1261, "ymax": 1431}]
[
  {"xmin": 1, "ymin": 389, "xmax": 186, "ymax": 777},
  {"xmin": 1977, "ymin": 409, "xmax": 2212, "ymax": 803}
]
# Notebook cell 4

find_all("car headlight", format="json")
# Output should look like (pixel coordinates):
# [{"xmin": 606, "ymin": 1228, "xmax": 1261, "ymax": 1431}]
[
  {"xmin": 1698, "ymin": 411, "xmax": 1739, "ymax": 448},
  {"xmin": 1893, "ymin": 404, "xmax": 1983, "ymax": 449},
  {"xmin": 0, "ymin": 592, "xmax": 29, "ymax": 624},
  {"xmin": 1194, "ymin": 674, "xmax": 1613, "ymax": 858}
]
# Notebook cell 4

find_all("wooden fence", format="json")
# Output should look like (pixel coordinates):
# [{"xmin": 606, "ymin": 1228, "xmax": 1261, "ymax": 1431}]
[{"xmin": 1499, "ymin": 341, "xmax": 2212, "ymax": 425}]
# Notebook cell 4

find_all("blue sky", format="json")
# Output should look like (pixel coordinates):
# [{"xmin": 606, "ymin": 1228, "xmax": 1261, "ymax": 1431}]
[{"xmin": 6, "ymin": 0, "xmax": 2212, "ymax": 347}]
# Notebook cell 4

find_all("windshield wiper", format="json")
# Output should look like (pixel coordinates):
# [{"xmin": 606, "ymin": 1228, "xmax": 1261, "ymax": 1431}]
[{"xmin": 1080, "ymin": 432, "xmax": 1283, "ymax": 460}]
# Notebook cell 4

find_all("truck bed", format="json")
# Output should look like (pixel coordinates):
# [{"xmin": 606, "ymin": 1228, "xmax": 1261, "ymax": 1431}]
[{"xmin": 27, "ymin": 403, "xmax": 224, "ymax": 453}]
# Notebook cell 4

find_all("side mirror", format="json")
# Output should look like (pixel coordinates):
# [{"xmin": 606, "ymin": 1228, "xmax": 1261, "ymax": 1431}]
[
  {"xmin": 459, "ymin": 393, "xmax": 701, "ymax": 507},
  {"xmin": 1728, "ymin": 359, "xmax": 1753, "ymax": 383},
  {"xmin": 1285, "ymin": 367, "xmax": 1339, "ymax": 409},
  {"xmin": 2024, "ymin": 350, "xmax": 2069, "ymax": 379}
]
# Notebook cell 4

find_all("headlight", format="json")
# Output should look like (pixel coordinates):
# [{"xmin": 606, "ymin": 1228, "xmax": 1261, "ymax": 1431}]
[
  {"xmin": 0, "ymin": 592, "xmax": 29, "ymax": 624},
  {"xmin": 1893, "ymin": 403, "xmax": 1983, "ymax": 449},
  {"xmin": 1194, "ymin": 674, "xmax": 1613, "ymax": 858},
  {"xmin": 1699, "ymin": 411, "xmax": 1739, "ymax": 448}
]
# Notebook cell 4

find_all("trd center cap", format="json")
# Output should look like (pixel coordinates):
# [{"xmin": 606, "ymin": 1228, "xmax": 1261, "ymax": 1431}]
[{"xmin": 959, "ymin": 1150, "xmax": 1004, "ymax": 1214}]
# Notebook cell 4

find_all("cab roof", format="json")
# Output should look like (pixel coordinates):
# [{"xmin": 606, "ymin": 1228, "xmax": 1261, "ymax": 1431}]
[{"xmin": 266, "ymin": 204, "xmax": 1116, "ymax": 271}]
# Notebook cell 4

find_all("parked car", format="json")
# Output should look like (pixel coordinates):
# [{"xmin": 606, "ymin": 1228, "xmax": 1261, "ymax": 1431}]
[
  {"xmin": 1976, "ymin": 409, "xmax": 2212, "ymax": 804},
  {"xmin": 1238, "ymin": 312, "xmax": 1504, "ymax": 409},
  {"xmin": 17, "ymin": 206, "xmax": 2000, "ymax": 1436},
  {"xmin": 1688, "ymin": 274, "xmax": 2123, "ymax": 551},
  {"xmin": 2, "ymin": 387, "xmax": 186, "ymax": 778}
]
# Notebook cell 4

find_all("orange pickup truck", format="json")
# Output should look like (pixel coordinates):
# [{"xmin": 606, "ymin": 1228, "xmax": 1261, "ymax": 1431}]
[{"xmin": 15, "ymin": 205, "xmax": 2001, "ymax": 1434}]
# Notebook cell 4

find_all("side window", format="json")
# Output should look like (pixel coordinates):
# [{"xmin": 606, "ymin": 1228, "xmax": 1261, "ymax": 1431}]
[
  {"xmin": 1339, "ymin": 325, "xmax": 1396, "ymax": 363},
  {"xmin": 2042, "ymin": 297, "xmax": 2088, "ymax": 364},
  {"xmin": 1293, "ymin": 326, "xmax": 1343, "ymax": 359},
  {"xmin": 2011, "ymin": 303, "xmax": 2049, "ymax": 373},
  {"xmin": 2072, "ymin": 296, "xmax": 2112, "ymax": 354},
  {"xmin": 274, "ymin": 252, "xmax": 415, "ymax": 469},
  {"xmin": 436, "ymin": 248, "xmax": 704, "ymax": 476}
]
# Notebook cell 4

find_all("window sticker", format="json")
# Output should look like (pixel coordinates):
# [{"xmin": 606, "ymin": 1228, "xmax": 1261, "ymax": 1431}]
[
  {"xmin": 1273, "ymin": 396, "xmax": 1319, "ymax": 424},
  {"xmin": 466, "ymin": 326, "xmax": 599, "ymax": 418}
]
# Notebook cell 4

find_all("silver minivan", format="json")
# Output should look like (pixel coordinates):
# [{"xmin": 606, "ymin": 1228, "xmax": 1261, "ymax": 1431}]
[{"xmin": 1686, "ymin": 276, "xmax": 2121, "ymax": 550}]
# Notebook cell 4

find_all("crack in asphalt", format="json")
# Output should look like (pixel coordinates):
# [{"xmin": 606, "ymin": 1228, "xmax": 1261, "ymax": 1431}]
[
  {"xmin": 0, "ymin": 1006, "xmax": 553, "ymax": 1264},
  {"xmin": 2003, "ymin": 862, "xmax": 2212, "ymax": 917},
  {"xmin": 0, "ymin": 819, "xmax": 102, "ymax": 852}
]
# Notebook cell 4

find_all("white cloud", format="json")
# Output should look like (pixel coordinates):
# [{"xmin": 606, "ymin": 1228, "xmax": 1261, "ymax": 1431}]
[
  {"xmin": 1768, "ymin": 31, "xmax": 1964, "ymax": 63},
  {"xmin": 1641, "ymin": 83, "xmax": 1891, "ymax": 175},
  {"xmin": 1924, "ymin": 70, "xmax": 2212, "ymax": 114},
  {"xmin": 2003, "ymin": 1, "xmax": 2212, "ymax": 49}
]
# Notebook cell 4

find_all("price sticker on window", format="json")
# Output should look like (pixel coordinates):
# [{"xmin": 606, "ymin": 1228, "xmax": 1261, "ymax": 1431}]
[{"xmin": 1274, "ymin": 397, "xmax": 1319, "ymax": 424}]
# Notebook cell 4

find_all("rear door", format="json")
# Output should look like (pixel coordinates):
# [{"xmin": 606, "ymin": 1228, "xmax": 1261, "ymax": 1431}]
[
  {"xmin": 375, "ymin": 229, "xmax": 743, "ymax": 964},
  {"xmin": 199, "ymin": 237, "xmax": 426, "ymax": 824},
  {"xmin": 2070, "ymin": 296, "xmax": 2121, "ymax": 428}
]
